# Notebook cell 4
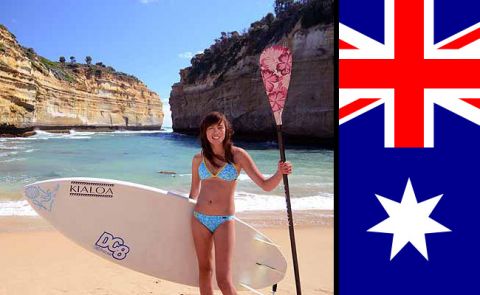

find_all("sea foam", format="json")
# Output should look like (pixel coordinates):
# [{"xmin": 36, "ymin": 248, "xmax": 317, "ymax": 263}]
[{"xmin": 1, "ymin": 192, "xmax": 332, "ymax": 216}]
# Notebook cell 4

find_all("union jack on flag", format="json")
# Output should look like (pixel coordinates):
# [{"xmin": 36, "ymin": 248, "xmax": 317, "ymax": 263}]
[{"xmin": 339, "ymin": 1, "xmax": 480, "ymax": 294}]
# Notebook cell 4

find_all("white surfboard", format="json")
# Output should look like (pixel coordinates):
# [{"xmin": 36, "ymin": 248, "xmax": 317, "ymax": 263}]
[{"xmin": 23, "ymin": 178, "xmax": 286, "ymax": 291}]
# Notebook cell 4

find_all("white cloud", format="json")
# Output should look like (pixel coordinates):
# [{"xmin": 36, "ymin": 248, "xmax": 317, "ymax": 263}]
[
  {"xmin": 178, "ymin": 51, "xmax": 203, "ymax": 59},
  {"xmin": 178, "ymin": 52, "xmax": 194, "ymax": 59}
]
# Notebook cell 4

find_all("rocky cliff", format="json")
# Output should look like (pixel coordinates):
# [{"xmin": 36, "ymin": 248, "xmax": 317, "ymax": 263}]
[
  {"xmin": 169, "ymin": 1, "xmax": 333, "ymax": 144},
  {"xmin": 0, "ymin": 25, "xmax": 163, "ymax": 136}
]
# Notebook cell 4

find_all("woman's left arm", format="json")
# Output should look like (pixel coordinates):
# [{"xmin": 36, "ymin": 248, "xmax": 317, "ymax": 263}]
[
  {"xmin": 236, "ymin": 148, "xmax": 292, "ymax": 192},
  {"xmin": 189, "ymin": 154, "xmax": 202, "ymax": 200}
]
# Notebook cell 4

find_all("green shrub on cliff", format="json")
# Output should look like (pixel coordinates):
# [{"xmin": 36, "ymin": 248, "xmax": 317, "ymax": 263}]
[
  {"xmin": 39, "ymin": 57, "xmax": 76, "ymax": 83},
  {"xmin": 95, "ymin": 69, "xmax": 102, "ymax": 78},
  {"xmin": 39, "ymin": 57, "xmax": 58, "ymax": 69},
  {"xmin": 117, "ymin": 71, "xmax": 140, "ymax": 83},
  {"xmin": 23, "ymin": 47, "xmax": 37, "ymax": 59},
  {"xmin": 185, "ymin": 0, "xmax": 332, "ymax": 84},
  {"xmin": 301, "ymin": 0, "xmax": 333, "ymax": 28}
]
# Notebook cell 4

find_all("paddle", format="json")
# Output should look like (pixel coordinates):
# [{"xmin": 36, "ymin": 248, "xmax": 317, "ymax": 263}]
[{"xmin": 260, "ymin": 45, "xmax": 302, "ymax": 295}]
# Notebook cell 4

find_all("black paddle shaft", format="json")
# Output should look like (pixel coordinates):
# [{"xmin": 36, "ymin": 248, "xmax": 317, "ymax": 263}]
[{"xmin": 276, "ymin": 125, "xmax": 302, "ymax": 295}]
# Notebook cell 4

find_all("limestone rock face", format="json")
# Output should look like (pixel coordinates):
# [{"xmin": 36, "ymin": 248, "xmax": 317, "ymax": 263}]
[
  {"xmin": 0, "ymin": 25, "xmax": 163, "ymax": 134},
  {"xmin": 169, "ymin": 22, "xmax": 333, "ymax": 142}
]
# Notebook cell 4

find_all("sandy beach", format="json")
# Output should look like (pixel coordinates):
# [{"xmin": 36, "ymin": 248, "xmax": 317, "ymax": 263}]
[{"xmin": 0, "ymin": 212, "xmax": 333, "ymax": 295}]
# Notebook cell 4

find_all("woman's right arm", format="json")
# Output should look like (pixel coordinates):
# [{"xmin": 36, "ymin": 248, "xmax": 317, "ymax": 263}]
[
  {"xmin": 189, "ymin": 154, "xmax": 202, "ymax": 200},
  {"xmin": 236, "ymin": 148, "xmax": 292, "ymax": 192}
]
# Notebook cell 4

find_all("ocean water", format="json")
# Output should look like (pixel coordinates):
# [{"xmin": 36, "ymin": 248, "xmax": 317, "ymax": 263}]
[{"xmin": 0, "ymin": 128, "xmax": 333, "ymax": 216}]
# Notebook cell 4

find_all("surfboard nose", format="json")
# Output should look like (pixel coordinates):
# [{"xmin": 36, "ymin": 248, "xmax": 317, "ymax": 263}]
[
  {"xmin": 23, "ymin": 183, "xmax": 38, "ymax": 198},
  {"xmin": 23, "ymin": 181, "xmax": 60, "ymax": 214}
]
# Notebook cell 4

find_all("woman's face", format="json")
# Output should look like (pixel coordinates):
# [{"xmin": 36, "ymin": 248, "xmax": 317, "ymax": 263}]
[{"xmin": 206, "ymin": 121, "xmax": 226, "ymax": 146}]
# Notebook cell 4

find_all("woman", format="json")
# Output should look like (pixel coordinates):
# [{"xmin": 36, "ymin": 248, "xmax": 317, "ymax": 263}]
[{"xmin": 189, "ymin": 111, "xmax": 292, "ymax": 295}]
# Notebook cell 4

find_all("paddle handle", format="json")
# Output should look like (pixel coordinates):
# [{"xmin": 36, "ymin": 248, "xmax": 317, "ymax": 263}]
[{"xmin": 276, "ymin": 125, "xmax": 302, "ymax": 295}]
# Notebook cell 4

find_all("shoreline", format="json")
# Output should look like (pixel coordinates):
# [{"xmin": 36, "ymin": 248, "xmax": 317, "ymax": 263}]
[
  {"xmin": 0, "ymin": 209, "xmax": 333, "ymax": 232},
  {"xmin": 1, "ymin": 125, "xmax": 333, "ymax": 148},
  {"xmin": 0, "ymin": 125, "xmax": 164, "ymax": 137}
]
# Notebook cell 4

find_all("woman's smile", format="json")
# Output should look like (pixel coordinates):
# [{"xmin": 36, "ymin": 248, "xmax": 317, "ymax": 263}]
[{"xmin": 207, "ymin": 123, "xmax": 226, "ymax": 144}]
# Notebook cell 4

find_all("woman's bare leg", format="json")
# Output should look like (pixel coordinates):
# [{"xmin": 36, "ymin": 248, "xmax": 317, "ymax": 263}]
[
  {"xmin": 192, "ymin": 216, "xmax": 214, "ymax": 295},
  {"xmin": 214, "ymin": 220, "xmax": 237, "ymax": 295}
]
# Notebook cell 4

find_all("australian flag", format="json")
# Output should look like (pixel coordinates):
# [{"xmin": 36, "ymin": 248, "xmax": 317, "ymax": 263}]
[{"xmin": 339, "ymin": 1, "xmax": 480, "ymax": 294}]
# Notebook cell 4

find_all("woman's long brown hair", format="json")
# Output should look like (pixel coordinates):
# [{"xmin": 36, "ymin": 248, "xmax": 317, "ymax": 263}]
[{"xmin": 200, "ymin": 112, "xmax": 235, "ymax": 168}]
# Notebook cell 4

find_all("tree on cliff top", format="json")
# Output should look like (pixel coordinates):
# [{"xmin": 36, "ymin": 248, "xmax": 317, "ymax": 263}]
[
  {"xmin": 59, "ymin": 56, "xmax": 66, "ymax": 64},
  {"xmin": 70, "ymin": 56, "xmax": 76, "ymax": 64},
  {"xmin": 24, "ymin": 47, "xmax": 36, "ymax": 59},
  {"xmin": 85, "ymin": 56, "xmax": 92, "ymax": 65},
  {"xmin": 265, "ymin": 12, "xmax": 275, "ymax": 25}
]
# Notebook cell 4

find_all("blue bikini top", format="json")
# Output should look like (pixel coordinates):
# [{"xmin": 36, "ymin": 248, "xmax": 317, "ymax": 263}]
[{"xmin": 198, "ymin": 157, "xmax": 239, "ymax": 182}]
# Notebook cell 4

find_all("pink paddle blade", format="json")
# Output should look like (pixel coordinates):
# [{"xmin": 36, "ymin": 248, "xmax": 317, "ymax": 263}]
[{"xmin": 260, "ymin": 45, "xmax": 292, "ymax": 125}]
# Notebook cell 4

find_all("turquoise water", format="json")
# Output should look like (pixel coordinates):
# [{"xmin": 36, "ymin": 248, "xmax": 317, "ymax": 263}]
[{"xmin": 0, "ymin": 129, "xmax": 333, "ymax": 215}]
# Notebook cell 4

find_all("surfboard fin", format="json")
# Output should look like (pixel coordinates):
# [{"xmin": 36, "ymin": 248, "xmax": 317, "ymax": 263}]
[
  {"xmin": 255, "ymin": 262, "xmax": 283, "ymax": 274},
  {"xmin": 272, "ymin": 283, "xmax": 278, "ymax": 295},
  {"xmin": 239, "ymin": 283, "xmax": 264, "ymax": 295}
]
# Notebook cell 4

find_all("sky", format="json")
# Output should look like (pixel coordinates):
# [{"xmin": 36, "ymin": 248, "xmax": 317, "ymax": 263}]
[{"xmin": 0, "ymin": 0, "xmax": 274, "ymax": 127}]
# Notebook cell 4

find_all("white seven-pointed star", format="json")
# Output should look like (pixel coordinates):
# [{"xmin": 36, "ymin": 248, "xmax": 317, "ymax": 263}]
[{"xmin": 367, "ymin": 178, "xmax": 451, "ymax": 261}]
